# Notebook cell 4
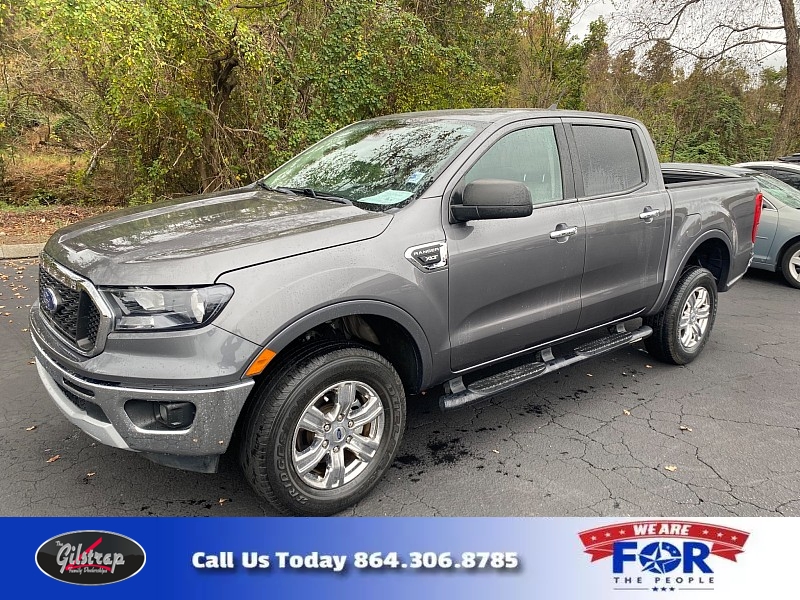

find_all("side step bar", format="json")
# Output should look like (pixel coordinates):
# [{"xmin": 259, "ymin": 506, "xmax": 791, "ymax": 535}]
[{"xmin": 440, "ymin": 325, "xmax": 652, "ymax": 411}]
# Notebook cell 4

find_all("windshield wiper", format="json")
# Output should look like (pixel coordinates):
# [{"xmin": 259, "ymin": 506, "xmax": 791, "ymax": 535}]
[{"xmin": 257, "ymin": 182, "xmax": 351, "ymax": 205}]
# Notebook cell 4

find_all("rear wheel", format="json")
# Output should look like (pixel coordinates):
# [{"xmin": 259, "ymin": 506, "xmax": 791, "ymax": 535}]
[
  {"xmin": 780, "ymin": 241, "xmax": 800, "ymax": 289},
  {"xmin": 239, "ymin": 344, "xmax": 406, "ymax": 515},
  {"xmin": 644, "ymin": 267, "xmax": 718, "ymax": 365}
]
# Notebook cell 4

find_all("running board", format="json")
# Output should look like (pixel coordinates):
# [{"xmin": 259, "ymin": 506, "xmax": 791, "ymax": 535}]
[{"xmin": 440, "ymin": 325, "xmax": 652, "ymax": 411}]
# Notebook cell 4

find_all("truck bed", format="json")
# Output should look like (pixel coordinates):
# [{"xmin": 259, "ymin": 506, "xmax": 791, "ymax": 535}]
[{"xmin": 658, "ymin": 163, "xmax": 758, "ymax": 297}]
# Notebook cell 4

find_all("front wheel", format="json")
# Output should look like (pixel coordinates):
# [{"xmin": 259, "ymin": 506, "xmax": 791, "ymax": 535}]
[
  {"xmin": 780, "ymin": 241, "xmax": 800, "ymax": 289},
  {"xmin": 644, "ymin": 267, "xmax": 718, "ymax": 365},
  {"xmin": 239, "ymin": 344, "xmax": 406, "ymax": 515}
]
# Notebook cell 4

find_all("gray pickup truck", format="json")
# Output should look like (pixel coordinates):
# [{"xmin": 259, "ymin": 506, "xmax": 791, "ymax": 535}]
[{"xmin": 30, "ymin": 109, "xmax": 760, "ymax": 515}]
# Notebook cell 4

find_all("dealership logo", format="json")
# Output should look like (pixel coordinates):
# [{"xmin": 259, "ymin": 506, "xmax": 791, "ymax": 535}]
[
  {"xmin": 36, "ymin": 531, "xmax": 146, "ymax": 585},
  {"xmin": 578, "ymin": 520, "xmax": 749, "ymax": 592}
]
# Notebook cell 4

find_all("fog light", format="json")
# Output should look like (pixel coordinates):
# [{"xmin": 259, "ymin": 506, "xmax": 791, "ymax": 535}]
[{"xmin": 153, "ymin": 401, "xmax": 196, "ymax": 429}]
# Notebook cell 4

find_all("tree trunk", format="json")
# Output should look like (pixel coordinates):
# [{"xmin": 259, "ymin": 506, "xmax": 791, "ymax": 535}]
[
  {"xmin": 200, "ymin": 32, "xmax": 240, "ymax": 193},
  {"xmin": 771, "ymin": 0, "xmax": 800, "ymax": 156}
]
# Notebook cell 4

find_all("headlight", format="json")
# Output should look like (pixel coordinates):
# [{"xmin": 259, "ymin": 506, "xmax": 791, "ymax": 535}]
[{"xmin": 101, "ymin": 285, "xmax": 233, "ymax": 331}]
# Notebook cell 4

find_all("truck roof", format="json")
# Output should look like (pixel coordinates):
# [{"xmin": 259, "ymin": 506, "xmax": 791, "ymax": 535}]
[{"xmin": 372, "ymin": 108, "xmax": 644, "ymax": 125}]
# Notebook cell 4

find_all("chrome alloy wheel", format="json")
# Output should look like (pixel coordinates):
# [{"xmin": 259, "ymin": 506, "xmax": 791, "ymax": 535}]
[
  {"xmin": 788, "ymin": 248, "xmax": 800, "ymax": 284},
  {"xmin": 291, "ymin": 381, "xmax": 385, "ymax": 490},
  {"xmin": 678, "ymin": 286, "xmax": 711, "ymax": 349}
]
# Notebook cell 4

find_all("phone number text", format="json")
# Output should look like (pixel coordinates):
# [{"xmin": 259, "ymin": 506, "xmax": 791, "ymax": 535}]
[{"xmin": 352, "ymin": 551, "xmax": 519, "ymax": 570}]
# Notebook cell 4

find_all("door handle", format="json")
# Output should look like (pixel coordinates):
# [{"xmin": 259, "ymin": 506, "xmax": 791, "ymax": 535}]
[
  {"xmin": 639, "ymin": 207, "xmax": 661, "ymax": 222},
  {"xmin": 549, "ymin": 225, "xmax": 578, "ymax": 240}
]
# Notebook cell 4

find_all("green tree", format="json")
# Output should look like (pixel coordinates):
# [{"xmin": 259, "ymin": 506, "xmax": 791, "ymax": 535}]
[
  {"xmin": 512, "ymin": 0, "xmax": 595, "ymax": 109},
  {"xmin": 667, "ymin": 63, "xmax": 749, "ymax": 163},
  {"xmin": 617, "ymin": 0, "xmax": 800, "ymax": 156},
  {"xmin": 16, "ymin": 0, "xmax": 512, "ymax": 201}
]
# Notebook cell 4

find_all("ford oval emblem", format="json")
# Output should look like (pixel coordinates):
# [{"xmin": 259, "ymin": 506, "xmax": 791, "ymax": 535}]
[
  {"xmin": 41, "ymin": 286, "xmax": 61, "ymax": 313},
  {"xmin": 35, "ymin": 530, "xmax": 146, "ymax": 585}
]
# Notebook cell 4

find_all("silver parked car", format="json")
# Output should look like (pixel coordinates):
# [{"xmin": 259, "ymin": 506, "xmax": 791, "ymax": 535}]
[
  {"xmin": 748, "ymin": 172, "xmax": 800, "ymax": 288},
  {"xmin": 665, "ymin": 163, "xmax": 800, "ymax": 289}
]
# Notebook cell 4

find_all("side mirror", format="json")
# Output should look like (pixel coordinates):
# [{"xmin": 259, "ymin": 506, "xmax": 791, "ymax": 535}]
[{"xmin": 451, "ymin": 179, "xmax": 533, "ymax": 222}]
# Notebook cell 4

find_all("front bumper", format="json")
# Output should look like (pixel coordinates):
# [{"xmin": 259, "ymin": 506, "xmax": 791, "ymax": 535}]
[{"xmin": 32, "ymin": 320, "xmax": 255, "ymax": 457}]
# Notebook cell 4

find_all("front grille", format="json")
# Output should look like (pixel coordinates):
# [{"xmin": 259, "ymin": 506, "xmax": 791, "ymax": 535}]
[
  {"xmin": 39, "ymin": 269, "xmax": 81, "ymax": 339},
  {"xmin": 39, "ymin": 265, "xmax": 103, "ymax": 351},
  {"xmin": 85, "ymin": 302, "xmax": 100, "ymax": 345}
]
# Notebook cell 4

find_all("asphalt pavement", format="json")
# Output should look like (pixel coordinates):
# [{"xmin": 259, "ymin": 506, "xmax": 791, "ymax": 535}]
[{"xmin": 2, "ymin": 258, "xmax": 799, "ymax": 516}]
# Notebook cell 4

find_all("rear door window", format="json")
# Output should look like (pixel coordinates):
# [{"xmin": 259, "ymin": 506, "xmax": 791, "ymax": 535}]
[{"xmin": 573, "ymin": 125, "xmax": 644, "ymax": 196}]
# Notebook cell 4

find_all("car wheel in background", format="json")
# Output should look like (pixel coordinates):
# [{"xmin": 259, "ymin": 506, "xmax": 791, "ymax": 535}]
[{"xmin": 780, "ymin": 241, "xmax": 800, "ymax": 289}]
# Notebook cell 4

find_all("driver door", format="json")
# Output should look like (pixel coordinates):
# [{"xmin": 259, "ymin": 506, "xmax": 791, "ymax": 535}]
[{"xmin": 445, "ymin": 121, "xmax": 586, "ymax": 371}]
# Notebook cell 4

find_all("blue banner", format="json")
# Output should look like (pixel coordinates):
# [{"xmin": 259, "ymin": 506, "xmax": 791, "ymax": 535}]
[{"xmin": 8, "ymin": 517, "xmax": 793, "ymax": 598}]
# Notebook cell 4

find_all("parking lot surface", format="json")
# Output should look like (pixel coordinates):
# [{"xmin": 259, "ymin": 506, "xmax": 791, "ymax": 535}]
[{"xmin": 1, "ymin": 258, "xmax": 798, "ymax": 516}]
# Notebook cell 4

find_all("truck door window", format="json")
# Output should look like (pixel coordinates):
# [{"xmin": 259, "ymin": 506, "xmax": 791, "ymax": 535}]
[
  {"xmin": 463, "ymin": 127, "xmax": 563, "ymax": 205},
  {"xmin": 573, "ymin": 125, "xmax": 643, "ymax": 196}
]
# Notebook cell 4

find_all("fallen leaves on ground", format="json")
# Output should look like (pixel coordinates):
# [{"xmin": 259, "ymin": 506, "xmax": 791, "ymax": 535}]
[{"xmin": 0, "ymin": 205, "xmax": 116, "ymax": 245}]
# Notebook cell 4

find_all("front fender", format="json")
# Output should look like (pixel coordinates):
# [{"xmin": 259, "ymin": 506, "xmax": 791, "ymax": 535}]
[
  {"xmin": 213, "ymin": 233, "xmax": 451, "ymax": 390},
  {"xmin": 262, "ymin": 299, "xmax": 434, "ymax": 388}
]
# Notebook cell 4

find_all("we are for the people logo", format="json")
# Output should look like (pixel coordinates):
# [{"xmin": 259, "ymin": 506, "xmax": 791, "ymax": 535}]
[{"xmin": 578, "ymin": 520, "xmax": 749, "ymax": 593}]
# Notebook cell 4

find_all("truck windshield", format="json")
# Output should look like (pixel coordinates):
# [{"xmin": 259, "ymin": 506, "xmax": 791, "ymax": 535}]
[
  {"xmin": 753, "ymin": 173, "xmax": 800, "ymax": 209},
  {"xmin": 259, "ymin": 118, "xmax": 480, "ymax": 209}
]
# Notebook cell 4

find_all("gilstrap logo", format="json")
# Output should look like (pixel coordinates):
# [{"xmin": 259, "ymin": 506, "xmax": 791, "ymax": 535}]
[{"xmin": 36, "ymin": 530, "xmax": 146, "ymax": 585}]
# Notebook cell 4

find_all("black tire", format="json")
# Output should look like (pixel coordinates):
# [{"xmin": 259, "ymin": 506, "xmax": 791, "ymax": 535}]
[
  {"xmin": 780, "ymin": 241, "xmax": 800, "ymax": 289},
  {"xmin": 239, "ymin": 343, "xmax": 406, "ymax": 516},
  {"xmin": 644, "ymin": 267, "xmax": 718, "ymax": 365}
]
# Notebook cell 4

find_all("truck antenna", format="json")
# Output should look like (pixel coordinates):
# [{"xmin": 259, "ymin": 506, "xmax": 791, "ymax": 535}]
[{"xmin": 548, "ymin": 91, "xmax": 566, "ymax": 110}]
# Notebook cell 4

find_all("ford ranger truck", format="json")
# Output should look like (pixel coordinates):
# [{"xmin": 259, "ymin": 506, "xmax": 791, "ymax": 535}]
[{"xmin": 30, "ymin": 109, "xmax": 761, "ymax": 515}]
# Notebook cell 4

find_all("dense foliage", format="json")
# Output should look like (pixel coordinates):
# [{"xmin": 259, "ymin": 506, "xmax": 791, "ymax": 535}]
[{"xmin": 0, "ymin": 0, "xmax": 791, "ymax": 205}]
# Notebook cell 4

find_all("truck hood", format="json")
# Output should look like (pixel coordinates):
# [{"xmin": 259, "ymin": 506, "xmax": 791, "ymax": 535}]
[{"xmin": 44, "ymin": 186, "xmax": 393, "ymax": 286}]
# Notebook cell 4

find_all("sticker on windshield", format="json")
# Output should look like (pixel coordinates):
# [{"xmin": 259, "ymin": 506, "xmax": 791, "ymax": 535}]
[
  {"xmin": 405, "ymin": 171, "xmax": 426, "ymax": 185},
  {"xmin": 358, "ymin": 190, "xmax": 413, "ymax": 205}
]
